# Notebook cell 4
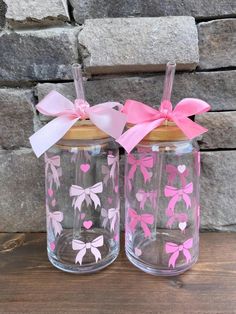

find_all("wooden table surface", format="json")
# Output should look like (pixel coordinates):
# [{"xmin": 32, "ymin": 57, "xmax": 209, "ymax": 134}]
[{"xmin": 0, "ymin": 232, "xmax": 236, "ymax": 314}]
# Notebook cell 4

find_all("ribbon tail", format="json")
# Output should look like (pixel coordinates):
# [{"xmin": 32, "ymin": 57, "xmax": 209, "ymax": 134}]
[
  {"xmin": 128, "ymin": 165, "xmax": 137, "ymax": 181},
  {"xmin": 75, "ymin": 248, "xmax": 86, "ymax": 265},
  {"xmin": 30, "ymin": 116, "xmax": 79, "ymax": 158},
  {"xmin": 88, "ymin": 107, "xmax": 127, "ymax": 139},
  {"xmin": 90, "ymin": 193, "xmax": 101, "ymax": 209},
  {"xmin": 183, "ymin": 194, "xmax": 192, "ymax": 209},
  {"xmin": 172, "ymin": 116, "xmax": 208, "ymax": 140},
  {"xmin": 183, "ymin": 249, "xmax": 192, "ymax": 264},
  {"xmin": 52, "ymin": 220, "xmax": 63, "ymax": 236},
  {"xmin": 140, "ymin": 165, "xmax": 151, "ymax": 183},
  {"xmin": 141, "ymin": 222, "xmax": 151, "ymax": 238},
  {"xmin": 129, "ymin": 218, "xmax": 138, "ymax": 233},
  {"xmin": 168, "ymin": 194, "xmax": 179, "ymax": 212},
  {"xmin": 117, "ymin": 119, "xmax": 165, "ymax": 153},
  {"xmin": 91, "ymin": 247, "xmax": 102, "ymax": 263},
  {"xmin": 168, "ymin": 251, "xmax": 179, "ymax": 268}
]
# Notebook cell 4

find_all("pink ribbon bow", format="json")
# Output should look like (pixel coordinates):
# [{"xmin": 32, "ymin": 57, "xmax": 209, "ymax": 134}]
[
  {"xmin": 29, "ymin": 91, "xmax": 127, "ymax": 157},
  {"xmin": 166, "ymin": 164, "xmax": 189, "ymax": 187},
  {"xmin": 70, "ymin": 182, "xmax": 103, "ymax": 211},
  {"xmin": 165, "ymin": 238, "xmax": 193, "ymax": 268},
  {"xmin": 164, "ymin": 182, "xmax": 193, "ymax": 211},
  {"xmin": 107, "ymin": 154, "xmax": 119, "ymax": 181},
  {"xmin": 136, "ymin": 189, "xmax": 157, "ymax": 210},
  {"xmin": 128, "ymin": 208, "xmax": 154, "ymax": 238},
  {"xmin": 117, "ymin": 98, "xmax": 211, "ymax": 153},
  {"xmin": 46, "ymin": 207, "xmax": 63, "ymax": 236},
  {"xmin": 101, "ymin": 206, "xmax": 119, "ymax": 232},
  {"xmin": 128, "ymin": 154, "xmax": 153, "ymax": 183},
  {"xmin": 45, "ymin": 154, "xmax": 61, "ymax": 188},
  {"xmin": 72, "ymin": 235, "xmax": 104, "ymax": 265}
]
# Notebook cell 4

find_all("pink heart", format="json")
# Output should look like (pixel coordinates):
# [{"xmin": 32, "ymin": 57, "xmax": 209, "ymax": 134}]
[
  {"xmin": 80, "ymin": 213, "xmax": 86, "ymax": 220},
  {"xmin": 179, "ymin": 221, "xmax": 187, "ymax": 231},
  {"xmin": 134, "ymin": 247, "xmax": 142, "ymax": 257},
  {"xmin": 178, "ymin": 165, "xmax": 186, "ymax": 174},
  {"xmin": 48, "ymin": 189, "xmax": 53, "ymax": 197},
  {"xmin": 114, "ymin": 185, "xmax": 118, "ymax": 193},
  {"xmin": 50, "ymin": 242, "xmax": 55, "ymax": 251},
  {"xmin": 83, "ymin": 220, "xmax": 93, "ymax": 229},
  {"xmin": 51, "ymin": 199, "xmax": 56, "ymax": 207},
  {"xmin": 80, "ymin": 164, "xmax": 90, "ymax": 173},
  {"xmin": 108, "ymin": 197, "xmax": 113, "ymax": 204},
  {"xmin": 136, "ymin": 192, "xmax": 144, "ymax": 202}
]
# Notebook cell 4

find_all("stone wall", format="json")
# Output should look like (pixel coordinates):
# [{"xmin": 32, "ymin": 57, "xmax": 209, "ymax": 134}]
[{"xmin": 0, "ymin": 0, "xmax": 235, "ymax": 232}]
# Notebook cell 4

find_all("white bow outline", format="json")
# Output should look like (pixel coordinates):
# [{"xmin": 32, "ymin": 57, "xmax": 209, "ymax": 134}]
[
  {"xmin": 72, "ymin": 235, "xmax": 104, "ymax": 265},
  {"xmin": 70, "ymin": 182, "xmax": 103, "ymax": 211}
]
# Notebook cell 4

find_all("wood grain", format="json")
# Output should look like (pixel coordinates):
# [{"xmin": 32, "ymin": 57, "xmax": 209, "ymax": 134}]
[{"xmin": 0, "ymin": 233, "xmax": 236, "ymax": 314}]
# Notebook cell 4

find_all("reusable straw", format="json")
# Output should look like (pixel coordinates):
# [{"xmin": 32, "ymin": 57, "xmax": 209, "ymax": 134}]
[
  {"xmin": 72, "ymin": 63, "xmax": 85, "ymax": 100},
  {"xmin": 154, "ymin": 61, "xmax": 176, "ymax": 240},
  {"xmin": 71, "ymin": 64, "xmax": 87, "ymax": 238}
]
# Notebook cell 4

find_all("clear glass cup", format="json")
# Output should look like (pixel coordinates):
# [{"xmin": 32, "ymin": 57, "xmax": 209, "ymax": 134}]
[
  {"xmin": 45, "ymin": 125, "xmax": 120, "ymax": 273},
  {"xmin": 125, "ymin": 132, "xmax": 200, "ymax": 276}
]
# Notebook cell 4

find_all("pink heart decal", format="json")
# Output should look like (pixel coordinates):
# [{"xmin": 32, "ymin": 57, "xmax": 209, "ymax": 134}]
[
  {"xmin": 83, "ymin": 220, "xmax": 93, "ymax": 229},
  {"xmin": 80, "ymin": 213, "xmax": 86, "ymax": 220},
  {"xmin": 48, "ymin": 189, "xmax": 53, "ymax": 197},
  {"xmin": 134, "ymin": 247, "xmax": 142, "ymax": 257},
  {"xmin": 80, "ymin": 164, "xmax": 90, "ymax": 173},
  {"xmin": 50, "ymin": 242, "xmax": 55, "ymax": 251},
  {"xmin": 179, "ymin": 221, "xmax": 187, "ymax": 231},
  {"xmin": 114, "ymin": 185, "xmax": 118, "ymax": 193},
  {"xmin": 178, "ymin": 165, "xmax": 186, "ymax": 174}
]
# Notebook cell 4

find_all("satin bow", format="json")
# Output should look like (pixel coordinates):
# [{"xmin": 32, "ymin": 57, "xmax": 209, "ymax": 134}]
[
  {"xmin": 128, "ymin": 208, "xmax": 154, "ymax": 238},
  {"xmin": 72, "ymin": 235, "xmax": 104, "ymax": 265},
  {"xmin": 70, "ymin": 182, "xmax": 103, "ymax": 211},
  {"xmin": 29, "ymin": 91, "xmax": 127, "ymax": 157},
  {"xmin": 47, "ymin": 207, "xmax": 63, "ymax": 236},
  {"xmin": 136, "ymin": 189, "xmax": 157, "ymax": 210},
  {"xmin": 107, "ymin": 154, "xmax": 119, "ymax": 181},
  {"xmin": 45, "ymin": 154, "xmax": 61, "ymax": 188},
  {"xmin": 101, "ymin": 207, "xmax": 119, "ymax": 232},
  {"xmin": 165, "ymin": 182, "xmax": 193, "ymax": 211},
  {"xmin": 117, "ymin": 98, "xmax": 210, "ymax": 153},
  {"xmin": 128, "ymin": 154, "xmax": 153, "ymax": 183},
  {"xmin": 165, "ymin": 238, "xmax": 193, "ymax": 268}
]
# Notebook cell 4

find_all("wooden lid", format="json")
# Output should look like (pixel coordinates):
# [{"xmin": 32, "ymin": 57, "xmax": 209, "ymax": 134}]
[
  {"xmin": 62, "ymin": 120, "xmax": 109, "ymax": 140},
  {"xmin": 127, "ymin": 121, "xmax": 187, "ymax": 142}
]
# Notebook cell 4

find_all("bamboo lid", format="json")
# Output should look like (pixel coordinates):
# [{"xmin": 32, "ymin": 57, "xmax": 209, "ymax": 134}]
[
  {"xmin": 62, "ymin": 120, "xmax": 109, "ymax": 140},
  {"xmin": 127, "ymin": 121, "xmax": 187, "ymax": 142}
]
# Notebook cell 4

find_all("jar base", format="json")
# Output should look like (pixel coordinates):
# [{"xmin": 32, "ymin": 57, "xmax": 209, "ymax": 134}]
[
  {"xmin": 126, "ymin": 249, "xmax": 198, "ymax": 276},
  {"xmin": 48, "ymin": 229, "xmax": 119, "ymax": 274}
]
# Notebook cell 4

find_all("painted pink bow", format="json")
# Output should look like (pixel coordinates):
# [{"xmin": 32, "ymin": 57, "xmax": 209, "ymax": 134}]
[
  {"xmin": 128, "ymin": 154, "xmax": 153, "ymax": 183},
  {"xmin": 72, "ymin": 235, "xmax": 104, "ymax": 265},
  {"xmin": 107, "ymin": 154, "xmax": 119, "ymax": 182},
  {"xmin": 128, "ymin": 208, "xmax": 154, "ymax": 238},
  {"xmin": 101, "ymin": 206, "xmax": 119, "ymax": 232},
  {"xmin": 165, "ymin": 182, "xmax": 193, "ymax": 211},
  {"xmin": 166, "ymin": 164, "xmax": 189, "ymax": 187},
  {"xmin": 46, "ymin": 207, "xmax": 63, "ymax": 236},
  {"xmin": 136, "ymin": 189, "xmax": 157, "ymax": 210},
  {"xmin": 117, "ymin": 98, "xmax": 210, "ymax": 153},
  {"xmin": 165, "ymin": 238, "xmax": 193, "ymax": 268},
  {"xmin": 45, "ymin": 154, "xmax": 61, "ymax": 188},
  {"xmin": 29, "ymin": 91, "xmax": 127, "ymax": 157},
  {"xmin": 70, "ymin": 182, "xmax": 103, "ymax": 211}
]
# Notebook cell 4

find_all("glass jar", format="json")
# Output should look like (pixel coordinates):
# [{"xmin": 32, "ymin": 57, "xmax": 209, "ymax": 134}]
[
  {"xmin": 45, "ymin": 121, "xmax": 120, "ymax": 273},
  {"xmin": 124, "ymin": 123, "xmax": 200, "ymax": 276}
]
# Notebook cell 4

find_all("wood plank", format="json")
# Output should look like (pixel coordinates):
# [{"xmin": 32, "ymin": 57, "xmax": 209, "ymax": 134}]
[{"xmin": 0, "ymin": 233, "xmax": 236, "ymax": 314}]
